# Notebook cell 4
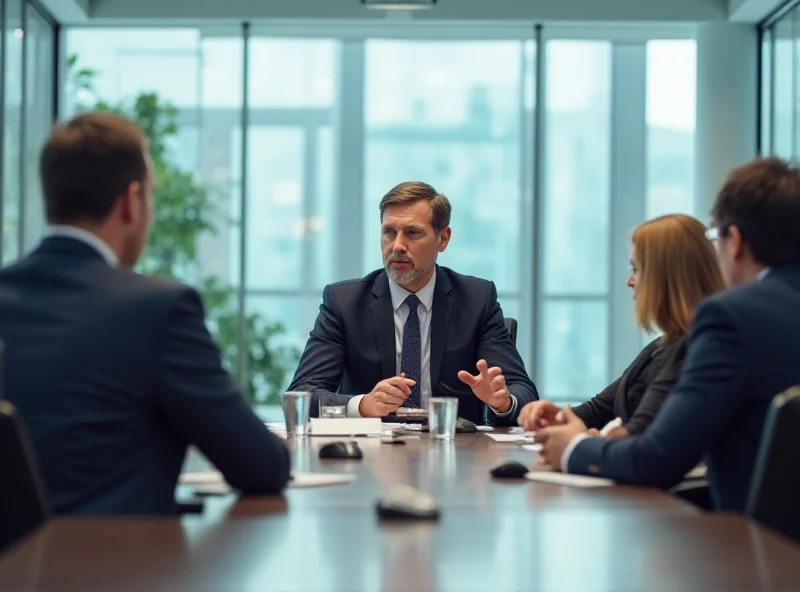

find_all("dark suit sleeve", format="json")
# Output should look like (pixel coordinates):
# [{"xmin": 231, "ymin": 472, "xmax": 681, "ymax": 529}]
[
  {"xmin": 287, "ymin": 285, "xmax": 352, "ymax": 416},
  {"xmin": 623, "ymin": 340, "xmax": 687, "ymax": 436},
  {"xmin": 567, "ymin": 299, "xmax": 746, "ymax": 489},
  {"xmin": 479, "ymin": 282, "xmax": 539, "ymax": 425},
  {"xmin": 156, "ymin": 288, "xmax": 290, "ymax": 494},
  {"xmin": 572, "ymin": 377, "xmax": 621, "ymax": 430}
]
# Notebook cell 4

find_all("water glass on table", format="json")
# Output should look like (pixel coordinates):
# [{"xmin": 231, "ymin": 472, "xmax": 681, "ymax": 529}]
[
  {"xmin": 319, "ymin": 395, "xmax": 347, "ymax": 419},
  {"xmin": 283, "ymin": 391, "xmax": 311, "ymax": 437},
  {"xmin": 428, "ymin": 397, "xmax": 458, "ymax": 440}
]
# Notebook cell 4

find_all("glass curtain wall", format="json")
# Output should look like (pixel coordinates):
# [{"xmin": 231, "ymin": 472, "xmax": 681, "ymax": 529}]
[
  {"xmin": 63, "ymin": 26, "xmax": 698, "ymax": 411},
  {"xmin": 0, "ymin": 0, "xmax": 56, "ymax": 264},
  {"xmin": 760, "ymin": 2, "xmax": 800, "ymax": 159}
]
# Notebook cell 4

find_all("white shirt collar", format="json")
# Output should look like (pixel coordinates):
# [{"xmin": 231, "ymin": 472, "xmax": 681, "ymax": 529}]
[
  {"xmin": 756, "ymin": 267, "xmax": 771, "ymax": 281},
  {"xmin": 388, "ymin": 268, "xmax": 436, "ymax": 312},
  {"xmin": 46, "ymin": 225, "xmax": 118, "ymax": 266}
]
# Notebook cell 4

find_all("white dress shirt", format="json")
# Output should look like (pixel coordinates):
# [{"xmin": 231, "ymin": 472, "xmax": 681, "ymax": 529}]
[
  {"xmin": 47, "ymin": 225, "xmax": 118, "ymax": 266},
  {"xmin": 560, "ymin": 265, "xmax": 773, "ymax": 472}
]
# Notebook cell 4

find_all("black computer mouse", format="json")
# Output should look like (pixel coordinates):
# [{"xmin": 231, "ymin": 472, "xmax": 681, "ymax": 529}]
[
  {"xmin": 319, "ymin": 441, "xmax": 363, "ymax": 460},
  {"xmin": 376, "ymin": 485, "xmax": 440, "ymax": 520},
  {"xmin": 490, "ymin": 461, "xmax": 530, "ymax": 479}
]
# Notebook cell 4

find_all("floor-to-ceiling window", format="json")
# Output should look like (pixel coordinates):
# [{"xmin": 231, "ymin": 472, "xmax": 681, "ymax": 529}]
[
  {"xmin": 1, "ymin": 0, "xmax": 56, "ymax": 264},
  {"xmin": 540, "ymin": 40, "xmax": 611, "ymax": 399},
  {"xmin": 63, "ymin": 25, "xmax": 698, "ymax": 412},
  {"xmin": 760, "ymin": 2, "xmax": 800, "ymax": 159},
  {"xmin": 362, "ymin": 39, "xmax": 532, "ymax": 361},
  {"xmin": 2, "ymin": 0, "xmax": 24, "ymax": 263}
]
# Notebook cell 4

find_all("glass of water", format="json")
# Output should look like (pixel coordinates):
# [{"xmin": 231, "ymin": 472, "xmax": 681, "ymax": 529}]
[
  {"xmin": 283, "ymin": 391, "xmax": 311, "ymax": 437},
  {"xmin": 319, "ymin": 395, "xmax": 346, "ymax": 419},
  {"xmin": 428, "ymin": 397, "xmax": 458, "ymax": 440}
]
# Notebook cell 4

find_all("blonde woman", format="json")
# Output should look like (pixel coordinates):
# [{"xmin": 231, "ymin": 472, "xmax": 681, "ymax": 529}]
[{"xmin": 519, "ymin": 214, "xmax": 724, "ymax": 437}]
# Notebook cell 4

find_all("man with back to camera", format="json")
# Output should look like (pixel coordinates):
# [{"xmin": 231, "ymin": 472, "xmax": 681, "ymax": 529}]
[
  {"xmin": 532, "ymin": 157, "xmax": 800, "ymax": 512},
  {"xmin": 288, "ymin": 181, "xmax": 538, "ymax": 424},
  {"xmin": 0, "ymin": 112, "xmax": 290, "ymax": 515}
]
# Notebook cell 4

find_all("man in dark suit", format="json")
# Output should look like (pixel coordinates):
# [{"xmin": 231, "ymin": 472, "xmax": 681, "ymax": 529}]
[
  {"xmin": 535, "ymin": 157, "xmax": 800, "ymax": 512},
  {"xmin": 288, "ymin": 181, "xmax": 537, "ymax": 424},
  {"xmin": 0, "ymin": 112, "xmax": 290, "ymax": 515}
]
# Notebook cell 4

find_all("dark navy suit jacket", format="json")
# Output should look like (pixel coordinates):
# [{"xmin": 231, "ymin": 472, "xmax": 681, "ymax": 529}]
[
  {"xmin": 0, "ymin": 236, "xmax": 290, "ymax": 515},
  {"xmin": 288, "ymin": 266, "xmax": 538, "ymax": 425},
  {"xmin": 568, "ymin": 265, "xmax": 800, "ymax": 512}
]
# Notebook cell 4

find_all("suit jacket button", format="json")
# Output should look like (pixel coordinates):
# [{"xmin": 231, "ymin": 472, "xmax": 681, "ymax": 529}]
[{"xmin": 588, "ymin": 464, "xmax": 600, "ymax": 474}]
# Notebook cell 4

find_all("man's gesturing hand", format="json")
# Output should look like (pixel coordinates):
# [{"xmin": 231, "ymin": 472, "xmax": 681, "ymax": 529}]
[{"xmin": 457, "ymin": 359, "xmax": 512, "ymax": 413}]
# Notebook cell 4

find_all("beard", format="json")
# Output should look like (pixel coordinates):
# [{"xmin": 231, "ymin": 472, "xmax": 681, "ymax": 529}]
[{"xmin": 385, "ymin": 255, "xmax": 422, "ymax": 287}]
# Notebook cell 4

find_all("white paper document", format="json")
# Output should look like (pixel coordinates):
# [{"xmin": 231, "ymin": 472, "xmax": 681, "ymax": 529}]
[
  {"xmin": 289, "ymin": 472, "xmax": 356, "ymax": 488},
  {"xmin": 180, "ymin": 470, "xmax": 224, "ymax": 485},
  {"xmin": 310, "ymin": 418, "xmax": 383, "ymax": 436},
  {"xmin": 486, "ymin": 433, "xmax": 535, "ymax": 443},
  {"xmin": 685, "ymin": 465, "xmax": 707, "ymax": 479},
  {"xmin": 180, "ymin": 470, "xmax": 355, "ymax": 491},
  {"xmin": 265, "ymin": 422, "xmax": 288, "ymax": 439},
  {"xmin": 525, "ymin": 471, "xmax": 614, "ymax": 488},
  {"xmin": 179, "ymin": 470, "xmax": 232, "ymax": 494}
]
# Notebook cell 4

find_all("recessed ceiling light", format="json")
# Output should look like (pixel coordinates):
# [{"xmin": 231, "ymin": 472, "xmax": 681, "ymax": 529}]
[{"xmin": 362, "ymin": 0, "xmax": 436, "ymax": 9}]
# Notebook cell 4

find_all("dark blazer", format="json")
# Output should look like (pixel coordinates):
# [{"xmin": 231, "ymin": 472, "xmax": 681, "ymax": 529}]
[
  {"xmin": 573, "ymin": 336, "xmax": 687, "ymax": 435},
  {"xmin": 0, "ymin": 236, "xmax": 290, "ymax": 515},
  {"xmin": 568, "ymin": 266, "xmax": 800, "ymax": 512},
  {"xmin": 288, "ymin": 266, "xmax": 538, "ymax": 425}
]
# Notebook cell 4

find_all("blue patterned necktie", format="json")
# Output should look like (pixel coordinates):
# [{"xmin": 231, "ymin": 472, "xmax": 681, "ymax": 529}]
[{"xmin": 401, "ymin": 294, "xmax": 422, "ymax": 408}]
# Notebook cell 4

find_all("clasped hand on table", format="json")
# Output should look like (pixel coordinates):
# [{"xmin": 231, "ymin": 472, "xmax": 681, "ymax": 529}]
[{"xmin": 517, "ymin": 400, "xmax": 629, "ymax": 470}]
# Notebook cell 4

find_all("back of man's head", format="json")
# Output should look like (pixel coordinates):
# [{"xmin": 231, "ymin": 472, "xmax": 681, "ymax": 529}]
[
  {"xmin": 39, "ymin": 112, "xmax": 148, "ymax": 225},
  {"xmin": 712, "ymin": 157, "xmax": 800, "ymax": 267}
]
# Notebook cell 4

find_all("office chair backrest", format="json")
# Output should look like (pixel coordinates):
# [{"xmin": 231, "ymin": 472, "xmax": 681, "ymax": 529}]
[
  {"xmin": 0, "ymin": 401, "xmax": 51, "ymax": 553},
  {"xmin": 504, "ymin": 318, "xmax": 518, "ymax": 346},
  {"xmin": 746, "ymin": 386, "xmax": 800, "ymax": 544}
]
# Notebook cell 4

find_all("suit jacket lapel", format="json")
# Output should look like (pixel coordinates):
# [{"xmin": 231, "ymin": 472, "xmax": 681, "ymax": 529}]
[
  {"xmin": 430, "ymin": 267, "xmax": 453, "ymax": 391},
  {"xmin": 369, "ymin": 272, "xmax": 397, "ymax": 379}
]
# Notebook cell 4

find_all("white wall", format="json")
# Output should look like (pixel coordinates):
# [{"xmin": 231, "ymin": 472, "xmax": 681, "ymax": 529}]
[
  {"xmin": 694, "ymin": 23, "xmax": 758, "ymax": 214},
  {"xmin": 86, "ymin": 0, "xmax": 726, "ymax": 23}
]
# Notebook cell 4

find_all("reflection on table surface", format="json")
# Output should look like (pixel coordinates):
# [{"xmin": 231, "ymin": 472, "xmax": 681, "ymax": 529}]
[
  {"xmin": 2, "ymin": 430, "xmax": 800, "ymax": 592},
  {"xmin": 186, "ymin": 430, "xmax": 698, "ymax": 514}
]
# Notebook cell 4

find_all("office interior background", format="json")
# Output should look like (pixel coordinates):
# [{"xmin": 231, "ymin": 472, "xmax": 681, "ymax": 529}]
[{"xmin": 0, "ymin": 0, "xmax": 784, "ymax": 417}]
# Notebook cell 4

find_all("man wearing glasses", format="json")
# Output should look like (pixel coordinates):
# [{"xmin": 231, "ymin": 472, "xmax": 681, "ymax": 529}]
[{"xmin": 535, "ymin": 157, "xmax": 800, "ymax": 513}]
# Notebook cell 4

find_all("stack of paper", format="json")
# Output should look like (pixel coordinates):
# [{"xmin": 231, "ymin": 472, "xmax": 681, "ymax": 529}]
[
  {"xmin": 179, "ymin": 470, "xmax": 357, "ymax": 493},
  {"xmin": 289, "ymin": 472, "xmax": 356, "ymax": 488},
  {"xmin": 525, "ymin": 471, "xmax": 614, "ymax": 488},
  {"xmin": 485, "ymin": 433, "xmax": 534, "ymax": 443}
]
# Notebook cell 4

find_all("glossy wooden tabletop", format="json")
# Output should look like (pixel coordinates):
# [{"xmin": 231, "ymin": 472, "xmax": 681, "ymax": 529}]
[
  {"xmin": 2, "ymin": 431, "xmax": 800, "ymax": 592},
  {"xmin": 200, "ymin": 431, "xmax": 699, "ymax": 515}
]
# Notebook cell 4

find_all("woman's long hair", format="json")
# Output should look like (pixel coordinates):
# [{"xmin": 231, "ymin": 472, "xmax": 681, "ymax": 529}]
[{"xmin": 632, "ymin": 214, "xmax": 725, "ymax": 341}]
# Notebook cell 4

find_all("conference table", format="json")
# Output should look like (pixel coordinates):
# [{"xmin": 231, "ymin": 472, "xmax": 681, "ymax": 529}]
[{"xmin": 1, "ymin": 429, "xmax": 800, "ymax": 591}]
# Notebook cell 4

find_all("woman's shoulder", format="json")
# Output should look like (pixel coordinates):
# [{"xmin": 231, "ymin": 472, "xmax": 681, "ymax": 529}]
[{"xmin": 651, "ymin": 334, "xmax": 689, "ymax": 365}]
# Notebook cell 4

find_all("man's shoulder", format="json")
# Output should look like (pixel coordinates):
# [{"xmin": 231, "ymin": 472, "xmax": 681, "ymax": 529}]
[
  {"xmin": 326, "ymin": 269, "xmax": 384, "ymax": 294},
  {"xmin": 695, "ymin": 277, "xmax": 800, "ymax": 343},
  {"xmin": 108, "ymin": 267, "xmax": 196, "ymax": 298},
  {"xmin": 702, "ymin": 277, "xmax": 785, "ymax": 315},
  {"xmin": 438, "ymin": 266, "xmax": 491, "ymax": 284},
  {"xmin": 437, "ymin": 266, "xmax": 494, "ymax": 296}
]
